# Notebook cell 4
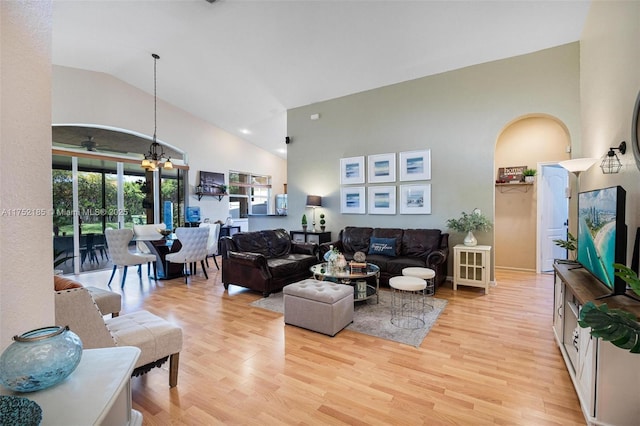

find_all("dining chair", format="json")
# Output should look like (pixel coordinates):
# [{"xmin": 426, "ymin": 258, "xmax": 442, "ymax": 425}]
[
  {"xmin": 166, "ymin": 227, "xmax": 209, "ymax": 283},
  {"xmin": 105, "ymin": 228, "xmax": 157, "ymax": 287},
  {"xmin": 133, "ymin": 223, "xmax": 166, "ymax": 254},
  {"xmin": 199, "ymin": 222, "xmax": 221, "ymax": 270}
]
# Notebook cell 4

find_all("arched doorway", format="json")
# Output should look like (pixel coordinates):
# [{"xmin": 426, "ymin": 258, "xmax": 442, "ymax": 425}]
[
  {"xmin": 494, "ymin": 115, "xmax": 571, "ymax": 272},
  {"xmin": 52, "ymin": 124, "xmax": 189, "ymax": 274}
]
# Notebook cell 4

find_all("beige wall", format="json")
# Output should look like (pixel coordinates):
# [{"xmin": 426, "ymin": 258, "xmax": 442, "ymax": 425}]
[
  {"xmin": 495, "ymin": 116, "xmax": 571, "ymax": 271},
  {"xmin": 287, "ymin": 43, "xmax": 581, "ymax": 279},
  {"xmin": 579, "ymin": 1, "xmax": 640, "ymax": 267},
  {"xmin": 52, "ymin": 66, "xmax": 287, "ymax": 227},
  {"xmin": 0, "ymin": 1, "xmax": 54, "ymax": 348}
]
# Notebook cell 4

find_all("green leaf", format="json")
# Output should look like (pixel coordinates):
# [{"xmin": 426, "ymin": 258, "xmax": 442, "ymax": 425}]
[
  {"xmin": 613, "ymin": 263, "xmax": 640, "ymax": 297},
  {"xmin": 578, "ymin": 301, "xmax": 640, "ymax": 353}
]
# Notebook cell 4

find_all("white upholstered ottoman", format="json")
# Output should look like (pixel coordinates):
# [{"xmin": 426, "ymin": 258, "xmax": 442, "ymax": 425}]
[{"xmin": 283, "ymin": 279, "xmax": 354, "ymax": 336}]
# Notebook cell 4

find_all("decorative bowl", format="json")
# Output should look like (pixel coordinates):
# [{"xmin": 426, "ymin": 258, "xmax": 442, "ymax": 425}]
[
  {"xmin": 0, "ymin": 326, "xmax": 82, "ymax": 393},
  {"xmin": 0, "ymin": 395, "xmax": 42, "ymax": 426},
  {"xmin": 158, "ymin": 229, "xmax": 172, "ymax": 237}
]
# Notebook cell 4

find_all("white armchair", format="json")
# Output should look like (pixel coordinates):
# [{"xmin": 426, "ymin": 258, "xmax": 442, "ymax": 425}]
[
  {"xmin": 105, "ymin": 228, "xmax": 157, "ymax": 287},
  {"xmin": 166, "ymin": 227, "xmax": 209, "ymax": 283},
  {"xmin": 55, "ymin": 287, "xmax": 183, "ymax": 387},
  {"xmin": 199, "ymin": 222, "xmax": 221, "ymax": 270}
]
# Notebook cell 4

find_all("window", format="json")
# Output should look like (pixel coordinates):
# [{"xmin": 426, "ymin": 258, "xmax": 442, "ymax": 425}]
[{"xmin": 228, "ymin": 171, "xmax": 271, "ymax": 218}]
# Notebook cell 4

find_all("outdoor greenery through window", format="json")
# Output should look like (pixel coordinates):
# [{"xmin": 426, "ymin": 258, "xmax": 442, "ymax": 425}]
[{"xmin": 228, "ymin": 171, "xmax": 271, "ymax": 218}]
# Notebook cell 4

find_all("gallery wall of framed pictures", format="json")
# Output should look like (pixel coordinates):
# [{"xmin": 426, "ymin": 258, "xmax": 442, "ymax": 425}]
[{"xmin": 339, "ymin": 149, "xmax": 431, "ymax": 215}]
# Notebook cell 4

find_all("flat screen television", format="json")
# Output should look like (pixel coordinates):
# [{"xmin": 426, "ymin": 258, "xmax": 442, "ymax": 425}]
[{"xmin": 577, "ymin": 185, "xmax": 627, "ymax": 297}]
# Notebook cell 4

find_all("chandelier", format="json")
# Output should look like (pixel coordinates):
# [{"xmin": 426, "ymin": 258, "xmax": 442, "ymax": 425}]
[{"xmin": 141, "ymin": 53, "xmax": 173, "ymax": 170}]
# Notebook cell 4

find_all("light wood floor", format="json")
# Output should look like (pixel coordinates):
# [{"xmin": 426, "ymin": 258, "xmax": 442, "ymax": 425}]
[{"xmin": 76, "ymin": 265, "xmax": 586, "ymax": 425}]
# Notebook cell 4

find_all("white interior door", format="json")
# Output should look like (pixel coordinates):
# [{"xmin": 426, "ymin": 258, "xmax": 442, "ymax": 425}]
[{"xmin": 538, "ymin": 163, "xmax": 569, "ymax": 272}]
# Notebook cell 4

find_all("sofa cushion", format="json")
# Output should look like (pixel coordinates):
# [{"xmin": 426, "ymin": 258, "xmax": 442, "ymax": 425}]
[
  {"xmin": 341, "ymin": 227, "xmax": 373, "ymax": 254},
  {"xmin": 386, "ymin": 257, "xmax": 428, "ymax": 275},
  {"xmin": 263, "ymin": 229, "xmax": 292, "ymax": 258},
  {"xmin": 267, "ymin": 254, "xmax": 317, "ymax": 278},
  {"xmin": 232, "ymin": 231, "xmax": 271, "ymax": 257},
  {"xmin": 54, "ymin": 275, "xmax": 84, "ymax": 291},
  {"xmin": 401, "ymin": 229, "xmax": 441, "ymax": 258},
  {"xmin": 368, "ymin": 237, "xmax": 397, "ymax": 256}
]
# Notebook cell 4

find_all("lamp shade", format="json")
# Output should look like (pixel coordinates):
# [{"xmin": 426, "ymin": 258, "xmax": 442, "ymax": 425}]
[
  {"xmin": 558, "ymin": 158, "xmax": 599, "ymax": 175},
  {"xmin": 306, "ymin": 195, "xmax": 322, "ymax": 207}
]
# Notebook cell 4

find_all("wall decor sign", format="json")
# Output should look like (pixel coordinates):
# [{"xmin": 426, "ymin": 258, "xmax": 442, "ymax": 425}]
[
  {"xmin": 497, "ymin": 166, "xmax": 527, "ymax": 183},
  {"xmin": 399, "ymin": 184, "xmax": 431, "ymax": 214},
  {"xmin": 367, "ymin": 153, "xmax": 396, "ymax": 183},
  {"xmin": 340, "ymin": 156, "xmax": 365, "ymax": 185},
  {"xmin": 340, "ymin": 186, "xmax": 366, "ymax": 214},
  {"xmin": 399, "ymin": 149, "xmax": 431, "ymax": 181},
  {"xmin": 368, "ymin": 186, "xmax": 396, "ymax": 215}
]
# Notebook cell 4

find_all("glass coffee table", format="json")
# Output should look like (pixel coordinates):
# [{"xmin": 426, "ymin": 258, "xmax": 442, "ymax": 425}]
[{"xmin": 310, "ymin": 262, "xmax": 380, "ymax": 304}]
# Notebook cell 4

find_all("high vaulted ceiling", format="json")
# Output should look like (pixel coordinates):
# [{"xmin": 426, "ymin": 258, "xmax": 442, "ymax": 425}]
[{"xmin": 52, "ymin": 0, "xmax": 591, "ymax": 159}]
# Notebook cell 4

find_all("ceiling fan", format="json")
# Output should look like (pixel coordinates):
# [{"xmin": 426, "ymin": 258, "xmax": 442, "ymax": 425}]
[{"xmin": 78, "ymin": 136, "xmax": 130, "ymax": 154}]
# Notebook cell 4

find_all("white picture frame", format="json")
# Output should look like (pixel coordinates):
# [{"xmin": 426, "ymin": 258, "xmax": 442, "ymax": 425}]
[
  {"xmin": 340, "ymin": 186, "xmax": 366, "ymax": 214},
  {"xmin": 340, "ymin": 156, "xmax": 365, "ymax": 185},
  {"xmin": 367, "ymin": 153, "xmax": 396, "ymax": 183},
  {"xmin": 368, "ymin": 186, "xmax": 396, "ymax": 215},
  {"xmin": 399, "ymin": 184, "xmax": 431, "ymax": 214},
  {"xmin": 399, "ymin": 149, "xmax": 431, "ymax": 181}
]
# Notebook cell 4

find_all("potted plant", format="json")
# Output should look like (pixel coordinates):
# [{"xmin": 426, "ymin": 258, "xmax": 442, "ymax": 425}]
[
  {"xmin": 446, "ymin": 209, "xmax": 492, "ymax": 246},
  {"xmin": 319, "ymin": 213, "xmax": 326, "ymax": 231},
  {"xmin": 553, "ymin": 232, "xmax": 577, "ymax": 261},
  {"xmin": 523, "ymin": 169, "xmax": 537, "ymax": 183},
  {"xmin": 578, "ymin": 263, "xmax": 640, "ymax": 353},
  {"xmin": 301, "ymin": 214, "xmax": 308, "ymax": 232}
]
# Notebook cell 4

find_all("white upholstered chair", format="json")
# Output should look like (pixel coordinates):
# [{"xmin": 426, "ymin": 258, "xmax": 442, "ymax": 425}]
[
  {"xmin": 199, "ymin": 222, "xmax": 221, "ymax": 270},
  {"xmin": 105, "ymin": 228, "xmax": 157, "ymax": 287},
  {"xmin": 132, "ymin": 223, "xmax": 166, "ymax": 254},
  {"xmin": 166, "ymin": 227, "xmax": 209, "ymax": 283},
  {"xmin": 55, "ymin": 287, "xmax": 182, "ymax": 387}
]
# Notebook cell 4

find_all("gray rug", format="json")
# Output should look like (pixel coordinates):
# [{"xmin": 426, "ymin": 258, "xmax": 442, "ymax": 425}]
[{"xmin": 250, "ymin": 289, "xmax": 447, "ymax": 348}]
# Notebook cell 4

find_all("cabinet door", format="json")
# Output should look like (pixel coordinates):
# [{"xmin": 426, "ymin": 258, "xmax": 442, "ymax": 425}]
[
  {"xmin": 306, "ymin": 234, "xmax": 320, "ymax": 244},
  {"xmin": 553, "ymin": 273, "xmax": 564, "ymax": 341},
  {"xmin": 575, "ymin": 325, "xmax": 596, "ymax": 416}
]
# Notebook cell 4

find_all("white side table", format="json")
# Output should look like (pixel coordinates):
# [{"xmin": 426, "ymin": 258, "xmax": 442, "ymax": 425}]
[
  {"xmin": 1, "ymin": 346, "xmax": 142, "ymax": 425},
  {"xmin": 453, "ymin": 244, "xmax": 491, "ymax": 294}
]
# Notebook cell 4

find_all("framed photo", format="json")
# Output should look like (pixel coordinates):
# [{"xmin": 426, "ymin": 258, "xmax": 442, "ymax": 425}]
[
  {"xmin": 399, "ymin": 184, "xmax": 431, "ymax": 214},
  {"xmin": 340, "ymin": 186, "xmax": 366, "ymax": 214},
  {"xmin": 368, "ymin": 186, "xmax": 396, "ymax": 215},
  {"xmin": 198, "ymin": 171, "xmax": 226, "ymax": 195},
  {"xmin": 367, "ymin": 153, "xmax": 396, "ymax": 183},
  {"xmin": 399, "ymin": 149, "xmax": 431, "ymax": 181},
  {"xmin": 340, "ymin": 156, "xmax": 365, "ymax": 185}
]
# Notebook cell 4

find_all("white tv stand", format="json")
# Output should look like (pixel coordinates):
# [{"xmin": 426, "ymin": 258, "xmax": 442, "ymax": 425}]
[{"xmin": 553, "ymin": 263, "xmax": 640, "ymax": 426}]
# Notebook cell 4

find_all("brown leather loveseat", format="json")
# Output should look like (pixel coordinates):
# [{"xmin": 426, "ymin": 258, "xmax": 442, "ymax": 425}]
[
  {"xmin": 220, "ymin": 228, "xmax": 319, "ymax": 297},
  {"xmin": 320, "ymin": 226, "xmax": 448, "ymax": 290}
]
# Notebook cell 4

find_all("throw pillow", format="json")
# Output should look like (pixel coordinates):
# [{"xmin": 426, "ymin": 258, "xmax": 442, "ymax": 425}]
[
  {"xmin": 368, "ymin": 237, "xmax": 397, "ymax": 257},
  {"xmin": 54, "ymin": 276, "xmax": 84, "ymax": 291}
]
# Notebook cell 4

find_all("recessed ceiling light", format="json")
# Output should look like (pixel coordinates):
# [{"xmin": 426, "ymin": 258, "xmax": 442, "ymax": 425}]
[{"xmin": 239, "ymin": 128, "xmax": 251, "ymax": 135}]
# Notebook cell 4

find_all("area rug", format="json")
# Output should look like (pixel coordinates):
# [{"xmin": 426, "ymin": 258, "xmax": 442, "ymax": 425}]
[{"xmin": 250, "ymin": 289, "xmax": 447, "ymax": 347}]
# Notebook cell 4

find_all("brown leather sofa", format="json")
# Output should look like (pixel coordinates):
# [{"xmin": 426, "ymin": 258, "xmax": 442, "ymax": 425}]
[
  {"xmin": 220, "ymin": 228, "xmax": 319, "ymax": 297},
  {"xmin": 320, "ymin": 227, "xmax": 448, "ymax": 289}
]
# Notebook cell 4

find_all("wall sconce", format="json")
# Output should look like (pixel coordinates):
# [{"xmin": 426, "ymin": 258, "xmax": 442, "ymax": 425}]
[
  {"xmin": 600, "ymin": 141, "xmax": 626, "ymax": 174},
  {"xmin": 306, "ymin": 195, "xmax": 322, "ymax": 232}
]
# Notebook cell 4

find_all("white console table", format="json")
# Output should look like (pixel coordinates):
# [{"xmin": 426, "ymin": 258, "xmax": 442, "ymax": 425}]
[
  {"xmin": 1, "ymin": 346, "xmax": 142, "ymax": 425},
  {"xmin": 554, "ymin": 263, "xmax": 640, "ymax": 425}
]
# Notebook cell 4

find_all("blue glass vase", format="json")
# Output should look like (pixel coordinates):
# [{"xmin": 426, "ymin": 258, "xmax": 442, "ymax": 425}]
[{"xmin": 0, "ymin": 326, "xmax": 82, "ymax": 393}]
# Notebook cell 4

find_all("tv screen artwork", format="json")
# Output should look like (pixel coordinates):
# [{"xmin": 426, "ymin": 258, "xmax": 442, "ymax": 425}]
[{"xmin": 577, "ymin": 185, "xmax": 626, "ymax": 292}]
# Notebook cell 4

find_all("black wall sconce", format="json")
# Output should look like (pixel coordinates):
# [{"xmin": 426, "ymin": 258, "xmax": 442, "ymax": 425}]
[{"xmin": 600, "ymin": 141, "xmax": 626, "ymax": 174}]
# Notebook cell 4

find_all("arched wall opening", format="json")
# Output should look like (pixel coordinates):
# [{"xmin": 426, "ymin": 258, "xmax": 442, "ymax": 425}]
[{"xmin": 494, "ymin": 115, "xmax": 571, "ymax": 271}]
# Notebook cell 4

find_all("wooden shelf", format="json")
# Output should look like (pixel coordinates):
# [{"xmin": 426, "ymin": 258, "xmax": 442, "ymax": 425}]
[{"xmin": 495, "ymin": 182, "xmax": 533, "ymax": 193}]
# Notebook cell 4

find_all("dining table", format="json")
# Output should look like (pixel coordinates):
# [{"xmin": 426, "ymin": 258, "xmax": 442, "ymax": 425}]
[{"xmin": 133, "ymin": 234, "xmax": 184, "ymax": 279}]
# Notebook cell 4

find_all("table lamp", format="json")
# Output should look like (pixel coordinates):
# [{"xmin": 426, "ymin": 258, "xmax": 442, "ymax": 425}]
[{"xmin": 306, "ymin": 195, "xmax": 322, "ymax": 232}]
